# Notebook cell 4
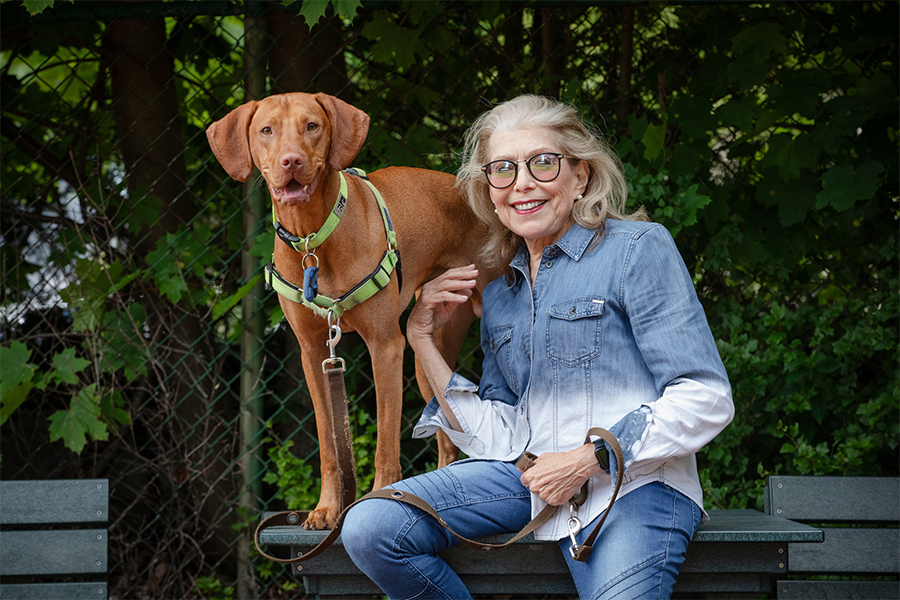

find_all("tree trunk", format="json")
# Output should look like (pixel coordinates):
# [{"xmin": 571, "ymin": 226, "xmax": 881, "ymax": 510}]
[
  {"xmin": 266, "ymin": 7, "xmax": 349, "ymax": 98},
  {"xmin": 616, "ymin": 6, "xmax": 635, "ymax": 137},
  {"xmin": 104, "ymin": 16, "xmax": 239, "ymax": 572}
]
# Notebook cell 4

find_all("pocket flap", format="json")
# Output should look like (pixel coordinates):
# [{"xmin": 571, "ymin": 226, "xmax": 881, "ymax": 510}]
[
  {"xmin": 547, "ymin": 298, "xmax": 605, "ymax": 321},
  {"xmin": 488, "ymin": 324, "xmax": 514, "ymax": 354}
]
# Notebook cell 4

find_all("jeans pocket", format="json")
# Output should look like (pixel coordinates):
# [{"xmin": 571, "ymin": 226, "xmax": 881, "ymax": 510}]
[{"xmin": 546, "ymin": 297, "xmax": 605, "ymax": 366}]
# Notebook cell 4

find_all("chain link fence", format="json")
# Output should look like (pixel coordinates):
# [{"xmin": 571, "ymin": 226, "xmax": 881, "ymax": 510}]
[{"xmin": 2, "ymin": 1, "xmax": 896, "ymax": 599}]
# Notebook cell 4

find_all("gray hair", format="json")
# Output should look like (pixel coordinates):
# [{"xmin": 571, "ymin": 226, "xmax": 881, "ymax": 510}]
[{"xmin": 457, "ymin": 95, "xmax": 647, "ymax": 272}]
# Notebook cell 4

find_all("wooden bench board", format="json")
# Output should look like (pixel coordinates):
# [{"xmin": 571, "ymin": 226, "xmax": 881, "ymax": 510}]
[
  {"xmin": 776, "ymin": 580, "xmax": 900, "ymax": 600},
  {"xmin": 0, "ymin": 582, "xmax": 108, "ymax": 600},
  {"xmin": 765, "ymin": 476, "xmax": 900, "ymax": 523},
  {"xmin": 0, "ymin": 480, "xmax": 108, "ymax": 525},
  {"xmin": 789, "ymin": 527, "xmax": 899, "ymax": 574},
  {"xmin": 0, "ymin": 529, "xmax": 108, "ymax": 576}
]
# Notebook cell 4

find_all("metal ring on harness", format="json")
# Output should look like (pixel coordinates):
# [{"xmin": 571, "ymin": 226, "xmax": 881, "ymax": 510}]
[{"xmin": 303, "ymin": 252, "xmax": 319, "ymax": 269}]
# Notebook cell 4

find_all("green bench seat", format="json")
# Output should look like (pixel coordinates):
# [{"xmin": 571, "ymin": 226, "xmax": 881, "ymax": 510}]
[{"xmin": 260, "ymin": 507, "xmax": 823, "ymax": 599}]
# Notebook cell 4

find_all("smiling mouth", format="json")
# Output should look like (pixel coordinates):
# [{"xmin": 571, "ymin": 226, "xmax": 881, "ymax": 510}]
[
  {"xmin": 512, "ymin": 200, "xmax": 547, "ymax": 212},
  {"xmin": 271, "ymin": 177, "xmax": 317, "ymax": 205}
]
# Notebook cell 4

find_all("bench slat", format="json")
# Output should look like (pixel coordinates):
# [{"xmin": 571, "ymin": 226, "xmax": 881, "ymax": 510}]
[
  {"xmin": 788, "ymin": 528, "xmax": 899, "ymax": 574},
  {"xmin": 766, "ymin": 477, "xmax": 900, "ymax": 523},
  {"xmin": 777, "ymin": 580, "xmax": 900, "ymax": 600},
  {"xmin": 0, "ymin": 480, "xmax": 108, "ymax": 525},
  {"xmin": 0, "ymin": 582, "xmax": 107, "ymax": 600},
  {"xmin": 0, "ymin": 530, "xmax": 108, "ymax": 576}
]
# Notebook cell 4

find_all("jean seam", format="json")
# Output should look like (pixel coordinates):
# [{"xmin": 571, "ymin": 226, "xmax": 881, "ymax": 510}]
[{"xmin": 596, "ymin": 553, "xmax": 666, "ymax": 600}]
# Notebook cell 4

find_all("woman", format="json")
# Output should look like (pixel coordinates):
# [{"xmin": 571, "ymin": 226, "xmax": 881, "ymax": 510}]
[{"xmin": 341, "ymin": 95, "xmax": 733, "ymax": 599}]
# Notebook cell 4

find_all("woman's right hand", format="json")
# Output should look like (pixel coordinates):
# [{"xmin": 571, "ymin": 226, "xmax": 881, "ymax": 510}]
[{"xmin": 407, "ymin": 265, "xmax": 479, "ymax": 349}]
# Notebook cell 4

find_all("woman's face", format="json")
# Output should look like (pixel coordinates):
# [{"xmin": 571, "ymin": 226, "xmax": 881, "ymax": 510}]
[{"xmin": 486, "ymin": 127, "xmax": 589, "ymax": 254}]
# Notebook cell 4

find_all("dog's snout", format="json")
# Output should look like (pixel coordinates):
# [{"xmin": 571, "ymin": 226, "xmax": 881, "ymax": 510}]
[{"xmin": 280, "ymin": 152, "xmax": 304, "ymax": 171}]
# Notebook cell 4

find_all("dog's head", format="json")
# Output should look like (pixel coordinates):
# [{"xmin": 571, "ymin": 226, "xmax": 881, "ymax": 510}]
[{"xmin": 206, "ymin": 92, "xmax": 370, "ymax": 205}]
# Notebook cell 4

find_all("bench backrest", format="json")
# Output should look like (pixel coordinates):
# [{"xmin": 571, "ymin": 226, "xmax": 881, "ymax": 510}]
[
  {"xmin": 765, "ymin": 476, "xmax": 899, "ymax": 524},
  {"xmin": 765, "ymin": 476, "xmax": 899, "ymax": 577},
  {"xmin": 0, "ymin": 479, "xmax": 109, "ymax": 600}
]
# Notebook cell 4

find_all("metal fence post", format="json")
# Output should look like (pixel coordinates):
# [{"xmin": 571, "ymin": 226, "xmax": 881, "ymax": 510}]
[{"xmin": 238, "ymin": 11, "xmax": 267, "ymax": 600}]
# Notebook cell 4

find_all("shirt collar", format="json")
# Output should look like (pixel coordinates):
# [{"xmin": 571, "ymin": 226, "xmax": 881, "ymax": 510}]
[{"xmin": 507, "ymin": 223, "xmax": 597, "ymax": 288}]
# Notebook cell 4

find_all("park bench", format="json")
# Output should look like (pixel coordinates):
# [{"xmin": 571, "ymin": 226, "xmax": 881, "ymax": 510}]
[
  {"xmin": 0, "ymin": 479, "xmax": 109, "ymax": 600},
  {"xmin": 260, "ymin": 503, "xmax": 823, "ymax": 599},
  {"xmin": 764, "ymin": 476, "xmax": 900, "ymax": 600}
]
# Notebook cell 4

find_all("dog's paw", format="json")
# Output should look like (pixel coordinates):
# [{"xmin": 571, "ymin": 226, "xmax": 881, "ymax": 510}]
[{"xmin": 302, "ymin": 507, "xmax": 338, "ymax": 530}]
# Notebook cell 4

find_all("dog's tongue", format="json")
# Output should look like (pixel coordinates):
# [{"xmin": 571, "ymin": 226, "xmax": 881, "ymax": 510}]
[{"xmin": 280, "ymin": 180, "xmax": 313, "ymax": 202}]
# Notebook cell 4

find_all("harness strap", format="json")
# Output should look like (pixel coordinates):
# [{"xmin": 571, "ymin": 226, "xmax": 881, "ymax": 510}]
[
  {"xmin": 254, "ymin": 428, "xmax": 624, "ymax": 569},
  {"xmin": 265, "ymin": 169, "xmax": 402, "ymax": 318}
]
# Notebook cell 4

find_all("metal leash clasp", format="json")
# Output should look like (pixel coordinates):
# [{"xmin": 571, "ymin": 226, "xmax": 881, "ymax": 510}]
[
  {"xmin": 322, "ymin": 311, "xmax": 346, "ymax": 372},
  {"xmin": 567, "ymin": 502, "xmax": 583, "ymax": 559}
]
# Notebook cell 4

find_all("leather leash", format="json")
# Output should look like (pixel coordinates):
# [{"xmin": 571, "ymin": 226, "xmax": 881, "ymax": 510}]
[{"xmin": 254, "ymin": 427, "xmax": 624, "ymax": 570}]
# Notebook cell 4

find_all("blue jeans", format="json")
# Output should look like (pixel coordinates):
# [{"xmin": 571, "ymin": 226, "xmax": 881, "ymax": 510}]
[{"xmin": 341, "ymin": 460, "xmax": 701, "ymax": 600}]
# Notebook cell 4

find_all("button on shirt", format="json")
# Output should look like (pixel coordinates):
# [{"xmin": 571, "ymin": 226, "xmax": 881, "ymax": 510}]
[{"xmin": 414, "ymin": 220, "xmax": 734, "ymax": 541}]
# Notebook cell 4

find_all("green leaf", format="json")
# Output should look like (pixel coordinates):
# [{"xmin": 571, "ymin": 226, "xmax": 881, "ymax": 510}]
[
  {"xmin": 0, "ymin": 381, "xmax": 33, "ymax": 426},
  {"xmin": 297, "ymin": 0, "xmax": 329, "ymax": 27},
  {"xmin": 0, "ymin": 341, "xmax": 35, "ymax": 397},
  {"xmin": 22, "ymin": 0, "xmax": 55, "ymax": 15},
  {"xmin": 362, "ymin": 16, "xmax": 421, "ymax": 69},
  {"xmin": 50, "ymin": 348, "xmax": 91, "ymax": 385},
  {"xmin": 763, "ymin": 134, "xmax": 817, "ymax": 181},
  {"xmin": 331, "ymin": 0, "xmax": 361, "ymax": 21},
  {"xmin": 731, "ymin": 22, "xmax": 787, "ymax": 60},
  {"xmin": 249, "ymin": 230, "xmax": 275, "ymax": 260},
  {"xmin": 213, "ymin": 274, "xmax": 263, "ymax": 319},
  {"xmin": 47, "ymin": 384, "xmax": 108, "ymax": 454},
  {"xmin": 816, "ymin": 161, "xmax": 884, "ymax": 212},
  {"xmin": 642, "ymin": 122, "xmax": 667, "ymax": 162}
]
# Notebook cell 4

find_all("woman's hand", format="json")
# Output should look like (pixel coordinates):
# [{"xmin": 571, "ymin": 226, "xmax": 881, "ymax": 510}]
[
  {"xmin": 519, "ymin": 444, "xmax": 602, "ymax": 506},
  {"xmin": 407, "ymin": 265, "xmax": 478, "ymax": 350}
]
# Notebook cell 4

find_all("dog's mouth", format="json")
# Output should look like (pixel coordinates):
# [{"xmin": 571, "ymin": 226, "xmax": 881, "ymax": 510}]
[{"xmin": 271, "ymin": 176, "xmax": 318, "ymax": 205}]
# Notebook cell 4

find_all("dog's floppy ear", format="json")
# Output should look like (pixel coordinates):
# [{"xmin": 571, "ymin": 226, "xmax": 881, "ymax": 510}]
[
  {"xmin": 314, "ymin": 93, "xmax": 370, "ymax": 171},
  {"xmin": 206, "ymin": 101, "xmax": 259, "ymax": 182}
]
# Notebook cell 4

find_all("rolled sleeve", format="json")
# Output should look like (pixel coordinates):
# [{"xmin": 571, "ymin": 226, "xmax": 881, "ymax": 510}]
[{"xmin": 412, "ymin": 373, "xmax": 521, "ymax": 460}]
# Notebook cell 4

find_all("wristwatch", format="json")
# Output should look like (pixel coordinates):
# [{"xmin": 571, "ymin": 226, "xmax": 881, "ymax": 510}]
[{"xmin": 592, "ymin": 439, "xmax": 610, "ymax": 470}]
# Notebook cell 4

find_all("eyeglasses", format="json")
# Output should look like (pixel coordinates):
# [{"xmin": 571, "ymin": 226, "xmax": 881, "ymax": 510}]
[{"xmin": 481, "ymin": 153, "xmax": 571, "ymax": 189}]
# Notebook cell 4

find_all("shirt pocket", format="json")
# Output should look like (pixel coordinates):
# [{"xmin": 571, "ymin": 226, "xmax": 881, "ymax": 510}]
[
  {"xmin": 487, "ymin": 323, "xmax": 517, "ymax": 392},
  {"xmin": 546, "ymin": 297, "xmax": 605, "ymax": 367}
]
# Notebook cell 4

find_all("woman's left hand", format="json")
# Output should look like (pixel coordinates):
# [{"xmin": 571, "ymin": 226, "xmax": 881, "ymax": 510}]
[{"xmin": 519, "ymin": 444, "xmax": 602, "ymax": 506}]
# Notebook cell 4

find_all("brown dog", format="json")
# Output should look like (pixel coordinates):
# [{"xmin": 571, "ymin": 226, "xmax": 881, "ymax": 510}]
[{"xmin": 207, "ymin": 92, "xmax": 493, "ymax": 529}]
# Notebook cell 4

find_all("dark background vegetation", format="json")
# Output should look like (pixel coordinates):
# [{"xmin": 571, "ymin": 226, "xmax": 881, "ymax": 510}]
[{"xmin": 1, "ymin": 1, "xmax": 896, "ymax": 598}]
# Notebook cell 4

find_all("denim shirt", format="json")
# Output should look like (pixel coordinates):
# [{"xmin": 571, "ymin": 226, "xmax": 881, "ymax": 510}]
[{"xmin": 413, "ymin": 220, "xmax": 734, "ymax": 541}]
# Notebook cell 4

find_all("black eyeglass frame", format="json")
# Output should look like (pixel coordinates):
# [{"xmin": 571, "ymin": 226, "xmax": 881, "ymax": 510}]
[{"xmin": 480, "ymin": 152, "xmax": 571, "ymax": 189}]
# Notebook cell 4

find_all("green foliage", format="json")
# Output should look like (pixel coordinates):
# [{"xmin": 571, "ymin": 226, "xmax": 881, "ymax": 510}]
[
  {"xmin": 262, "ymin": 434, "xmax": 320, "ymax": 511},
  {"xmin": 296, "ymin": 0, "xmax": 362, "ymax": 28},
  {"xmin": 194, "ymin": 575, "xmax": 235, "ymax": 600}
]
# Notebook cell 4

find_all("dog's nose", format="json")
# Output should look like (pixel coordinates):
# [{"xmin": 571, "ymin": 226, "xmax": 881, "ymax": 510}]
[{"xmin": 280, "ymin": 152, "xmax": 304, "ymax": 171}]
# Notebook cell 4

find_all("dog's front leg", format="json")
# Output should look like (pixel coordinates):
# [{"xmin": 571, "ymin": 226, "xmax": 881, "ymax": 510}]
[{"xmin": 366, "ymin": 330, "xmax": 406, "ymax": 491}]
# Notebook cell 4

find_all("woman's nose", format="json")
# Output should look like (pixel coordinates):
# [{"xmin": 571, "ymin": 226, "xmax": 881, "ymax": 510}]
[{"xmin": 514, "ymin": 165, "xmax": 537, "ymax": 191}]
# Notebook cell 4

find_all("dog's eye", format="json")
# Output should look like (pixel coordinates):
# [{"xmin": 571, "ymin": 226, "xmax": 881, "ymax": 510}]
[
  {"xmin": 261, "ymin": 126, "xmax": 272, "ymax": 135},
  {"xmin": 307, "ymin": 123, "xmax": 318, "ymax": 132}
]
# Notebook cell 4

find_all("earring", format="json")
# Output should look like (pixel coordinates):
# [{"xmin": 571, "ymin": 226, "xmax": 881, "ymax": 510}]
[
  {"xmin": 577, "ymin": 194, "xmax": 584, "ymax": 200},
  {"xmin": 494, "ymin": 209, "xmax": 498, "ymax": 214}
]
